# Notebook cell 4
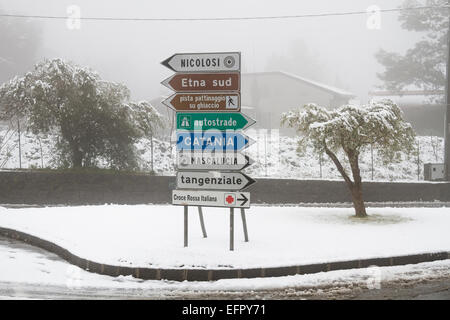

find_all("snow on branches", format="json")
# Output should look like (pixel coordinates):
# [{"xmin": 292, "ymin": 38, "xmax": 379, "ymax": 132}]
[
  {"xmin": 126, "ymin": 101, "xmax": 164, "ymax": 139},
  {"xmin": 282, "ymin": 99, "xmax": 416, "ymax": 217},
  {"xmin": 0, "ymin": 58, "xmax": 163, "ymax": 170},
  {"xmin": 281, "ymin": 99, "xmax": 416, "ymax": 162}
]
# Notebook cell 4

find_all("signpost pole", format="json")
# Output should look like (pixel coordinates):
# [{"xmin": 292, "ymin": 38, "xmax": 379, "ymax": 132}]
[
  {"xmin": 230, "ymin": 207, "xmax": 234, "ymax": 251},
  {"xmin": 184, "ymin": 205, "xmax": 188, "ymax": 247},
  {"xmin": 240, "ymin": 208, "xmax": 249, "ymax": 242},
  {"xmin": 198, "ymin": 206, "xmax": 207, "ymax": 238},
  {"xmin": 444, "ymin": 0, "xmax": 450, "ymax": 180}
]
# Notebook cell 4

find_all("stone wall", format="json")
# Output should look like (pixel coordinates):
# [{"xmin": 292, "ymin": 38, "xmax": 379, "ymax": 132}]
[{"xmin": 1, "ymin": 171, "xmax": 449, "ymax": 205}]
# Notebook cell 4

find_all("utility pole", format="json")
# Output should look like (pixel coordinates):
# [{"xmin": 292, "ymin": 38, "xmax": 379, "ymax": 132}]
[{"xmin": 445, "ymin": 0, "xmax": 450, "ymax": 180}]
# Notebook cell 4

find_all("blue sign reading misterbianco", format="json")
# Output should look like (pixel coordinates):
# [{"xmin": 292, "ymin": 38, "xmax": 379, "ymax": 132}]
[{"xmin": 176, "ymin": 131, "xmax": 253, "ymax": 151}]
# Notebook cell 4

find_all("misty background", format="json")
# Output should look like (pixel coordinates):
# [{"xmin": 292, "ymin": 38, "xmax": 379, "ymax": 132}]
[{"xmin": 0, "ymin": 0, "xmax": 423, "ymax": 103}]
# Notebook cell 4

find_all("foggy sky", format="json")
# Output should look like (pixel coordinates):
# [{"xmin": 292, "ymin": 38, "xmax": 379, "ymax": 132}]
[{"xmin": 0, "ymin": 0, "xmax": 425, "ymax": 103}]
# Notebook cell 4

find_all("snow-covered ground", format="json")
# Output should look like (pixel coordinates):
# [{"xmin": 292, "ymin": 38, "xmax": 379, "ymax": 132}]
[
  {"xmin": 0, "ymin": 126, "xmax": 443, "ymax": 181},
  {"xmin": 0, "ymin": 205, "xmax": 449, "ymax": 269},
  {"xmin": 1, "ymin": 234, "xmax": 450, "ymax": 299}
]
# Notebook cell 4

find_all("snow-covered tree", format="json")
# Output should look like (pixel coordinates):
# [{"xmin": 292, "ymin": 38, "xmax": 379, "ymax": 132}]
[
  {"xmin": 127, "ymin": 101, "xmax": 164, "ymax": 139},
  {"xmin": 0, "ymin": 58, "xmax": 160, "ymax": 170},
  {"xmin": 281, "ymin": 100, "xmax": 416, "ymax": 217}
]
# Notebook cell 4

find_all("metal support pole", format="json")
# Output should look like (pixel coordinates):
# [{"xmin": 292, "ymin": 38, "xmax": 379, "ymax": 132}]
[
  {"xmin": 278, "ymin": 135, "xmax": 282, "ymax": 167},
  {"xmin": 371, "ymin": 144, "xmax": 374, "ymax": 181},
  {"xmin": 230, "ymin": 208, "xmax": 234, "ymax": 251},
  {"xmin": 264, "ymin": 133, "xmax": 267, "ymax": 177},
  {"xmin": 417, "ymin": 140, "xmax": 420, "ymax": 181},
  {"xmin": 198, "ymin": 206, "xmax": 207, "ymax": 238},
  {"xmin": 38, "ymin": 137, "xmax": 44, "ymax": 168},
  {"xmin": 240, "ymin": 208, "xmax": 249, "ymax": 242},
  {"xmin": 444, "ymin": 0, "xmax": 450, "ymax": 180},
  {"xmin": 17, "ymin": 119, "xmax": 21, "ymax": 169},
  {"xmin": 184, "ymin": 205, "xmax": 188, "ymax": 247},
  {"xmin": 150, "ymin": 133, "xmax": 154, "ymax": 173},
  {"xmin": 319, "ymin": 153, "xmax": 322, "ymax": 179}
]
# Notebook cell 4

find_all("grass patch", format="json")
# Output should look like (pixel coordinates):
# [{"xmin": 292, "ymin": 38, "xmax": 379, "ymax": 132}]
[
  {"xmin": 315, "ymin": 212, "xmax": 414, "ymax": 225},
  {"xmin": 346, "ymin": 214, "xmax": 413, "ymax": 225}
]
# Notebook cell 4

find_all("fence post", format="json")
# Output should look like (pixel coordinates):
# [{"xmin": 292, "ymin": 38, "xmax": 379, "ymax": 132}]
[
  {"xmin": 417, "ymin": 140, "xmax": 420, "ymax": 181},
  {"xmin": 371, "ymin": 144, "xmax": 374, "ymax": 181},
  {"xmin": 319, "ymin": 152, "xmax": 322, "ymax": 179},
  {"xmin": 38, "ymin": 137, "xmax": 44, "ymax": 168},
  {"xmin": 264, "ymin": 132, "xmax": 267, "ymax": 177},
  {"xmin": 150, "ymin": 133, "xmax": 154, "ymax": 172},
  {"xmin": 17, "ymin": 119, "xmax": 22, "ymax": 169}
]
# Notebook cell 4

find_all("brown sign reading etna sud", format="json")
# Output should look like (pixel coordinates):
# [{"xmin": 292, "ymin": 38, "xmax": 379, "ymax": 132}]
[{"xmin": 161, "ymin": 72, "xmax": 240, "ymax": 92}]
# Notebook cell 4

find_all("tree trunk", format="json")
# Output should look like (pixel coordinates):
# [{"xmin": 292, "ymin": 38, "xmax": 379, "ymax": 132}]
[
  {"xmin": 351, "ymin": 184, "xmax": 367, "ymax": 217},
  {"xmin": 348, "ymin": 151, "xmax": 367, "ymax": 218},
  {"xmin": 324, "ymin": 145, "xmax": 368, "ymax": 217},
  {"xmin": 72, "ymin": 148, "xmax": 83, "ymax": 168}
]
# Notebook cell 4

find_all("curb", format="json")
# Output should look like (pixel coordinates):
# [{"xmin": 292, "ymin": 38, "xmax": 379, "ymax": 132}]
[{"xmin": 1, "ymin": 226, "xmax": 449, "ymax": 282}]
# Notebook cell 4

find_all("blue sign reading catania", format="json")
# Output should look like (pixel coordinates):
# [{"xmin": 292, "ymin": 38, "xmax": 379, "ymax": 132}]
[{"xmin": 177, "ymin": 131, "xmax": 251, "ymax": 151}]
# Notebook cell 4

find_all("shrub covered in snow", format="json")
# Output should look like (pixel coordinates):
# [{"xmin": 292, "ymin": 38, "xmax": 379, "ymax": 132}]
[
  {"xmin": 0, "ymin": 59, "xmax": 163, "ymax": 170},
  {"xmin": 281, "ymin": 100, "xmax": 416, "ymax": 217}
]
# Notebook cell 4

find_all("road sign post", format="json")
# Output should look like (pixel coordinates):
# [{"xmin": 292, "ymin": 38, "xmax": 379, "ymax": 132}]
[
  {"xmin": 241, "ymin": 208, "xmax": 249, "ymax": 242},
  {"xmin": 162, "ymin": 51, "xmax": 254, "ymax": 250},
  {"xmin": 230, "ymin": 207, "xmax": 234, "ymax": 251},
  {"xmin": 184, "ymin": 205, "xmax": 188, "ymax": 247},
  {"xmin": 198, "ymin": 206, "xmax": 207, "ymax": 238}
]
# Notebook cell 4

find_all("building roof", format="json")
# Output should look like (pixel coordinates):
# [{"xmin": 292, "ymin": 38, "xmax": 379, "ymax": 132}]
[
  {"xmin": 369, "ymin": 90, "xmax": 444, "ymax": 96},
  {"xmin": 369, "ymin": 90, "xmax": 444, "ymax": 106},
  {"xmin": 243, "ymin": 71, "xmax": 355, "ymax": 98}
]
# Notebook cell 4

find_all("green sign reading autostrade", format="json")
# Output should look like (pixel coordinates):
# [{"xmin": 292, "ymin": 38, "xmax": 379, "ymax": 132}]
[{"xmin": 177, "ymin": 112, "xmax": 256, "ymax": 131}]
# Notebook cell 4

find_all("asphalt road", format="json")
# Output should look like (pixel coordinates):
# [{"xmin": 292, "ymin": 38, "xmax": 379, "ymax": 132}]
[{"xmin": 1, "ymin": 236, "xmax": 449, "ymax": 300}]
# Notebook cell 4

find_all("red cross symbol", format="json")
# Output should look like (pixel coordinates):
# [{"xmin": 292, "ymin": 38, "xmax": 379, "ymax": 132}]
[{"xmin": 226, "ymin": 195, "xmax": 235, "ymax": 204}]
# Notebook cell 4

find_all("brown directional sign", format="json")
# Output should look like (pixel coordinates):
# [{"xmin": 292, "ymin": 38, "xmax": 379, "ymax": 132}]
[
  {"xmin": 162, "ymin": 93, "xmax": 240, "ymax": 112},
  {"xmin": 161, "ymin": 72, "xmax": 240, "ymax": 92}
]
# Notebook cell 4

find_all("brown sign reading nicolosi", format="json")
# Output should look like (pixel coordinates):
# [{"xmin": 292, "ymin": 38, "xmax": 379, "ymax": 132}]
[
  {"xmin": 163, "ymin": 93, "xmax": 241, "ymax": 112},
  {"xmin": 162, "ymin": 72, "xmax": 240, "ymax": 92}
]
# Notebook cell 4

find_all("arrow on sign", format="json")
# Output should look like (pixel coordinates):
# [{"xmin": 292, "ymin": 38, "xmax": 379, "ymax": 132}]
[
  {"xmin": 176, "ymin": 171, "xmax": 256, "ymax": 191},
  {"xmin": 237, "ymin": 193, "xmax": 249, "ymax": 207},
  {"xmin": 176, "ymin": 131, "xmax": 255, "ymax": 151},
  {"xmin": 177, "ymin": 151, "xmax": 254, "ymax": 171},
  {"xmin": 161, "ymin": 52, "xmax": 241, "ymax": 72},
  {"xmin": 161, "ymin": 73, "xmax": 240, "ymax": 92},
  {"xmin": 162, "ymin": 93, "xmax": 240, "ymax": 112},
  {"xmin": 176, "ymin": 112, "xmax": 256, "ymax": 131}
]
